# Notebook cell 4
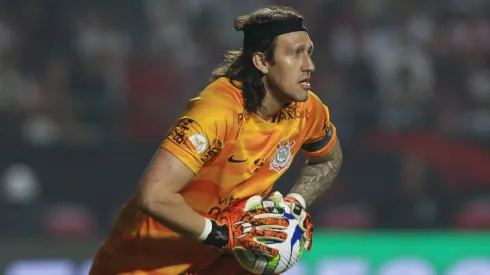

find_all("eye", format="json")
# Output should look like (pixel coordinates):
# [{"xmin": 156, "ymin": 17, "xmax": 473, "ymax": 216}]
[{"xmin": 307, "ymin": 47, "xmax": 314, "ymax": 56}]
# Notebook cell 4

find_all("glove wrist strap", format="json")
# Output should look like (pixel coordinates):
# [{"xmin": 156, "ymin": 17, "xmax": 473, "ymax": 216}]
[{"xmin": 202, "ymin": 219, "xmax": 229, "ymax": 249}]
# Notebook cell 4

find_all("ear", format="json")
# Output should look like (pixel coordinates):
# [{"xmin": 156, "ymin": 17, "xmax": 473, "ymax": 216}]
[{"xmin": 252, "ymin": 52, "xmax": 270, "ymax": 74}]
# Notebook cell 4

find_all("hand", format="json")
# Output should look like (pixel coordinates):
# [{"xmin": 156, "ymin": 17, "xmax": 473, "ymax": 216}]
[
  {"xmin": 267, "ymin": 191, "xmax": 314, "ymax": 251},
  {"xmin": 203, "ymin": 196, "xmax": 290, "ymax": 257}
]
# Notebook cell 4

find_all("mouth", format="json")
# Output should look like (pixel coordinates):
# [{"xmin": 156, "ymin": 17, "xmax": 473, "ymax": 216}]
[{"xmin": 299, "ymin": 77, "xmax": 311, "ymax": 90}]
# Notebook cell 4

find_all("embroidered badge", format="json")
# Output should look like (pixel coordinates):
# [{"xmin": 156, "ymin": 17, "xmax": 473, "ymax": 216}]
[{"xmin": 270, "ymin": 140, "xmax": 296, "ymax": 173}]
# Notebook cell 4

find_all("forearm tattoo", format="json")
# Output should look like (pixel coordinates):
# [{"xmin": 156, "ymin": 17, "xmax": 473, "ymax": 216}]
[{"xmin": 290, "ymin": 140, "xmax": 343, "ymax": 207}]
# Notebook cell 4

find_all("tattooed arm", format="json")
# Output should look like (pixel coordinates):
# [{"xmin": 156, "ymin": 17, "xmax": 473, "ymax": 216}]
[{"xmin": 289, "ymin": 138, "xmax": 343, "ymax": 207}]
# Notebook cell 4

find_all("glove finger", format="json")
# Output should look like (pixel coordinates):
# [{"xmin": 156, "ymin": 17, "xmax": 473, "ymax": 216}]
[
  {"xmin": 254, "ymin": 228, "xmax": 288, "ymax": 241},
  {"xmin": 303, "ymin": 227, "xmax": 313, "ymax": 251},
  {"xmin": 232, "ymin": 242, "xmax": 279, "ymax": 258},
  {"xmin": 292, "ymin": 209, "xmax": 313, "ymax": 233},
  {"xmin": 303, "ymin": 238, "xmax": 312, "ymax": 251},
  {"xmin": 248, "ymin": 242, "xmax": 280, "ymax": 258},
  {"xmin": 243, "ymin": 195, "xmax": 264, "ymax": 211},
  {"xmin": 305, "ymin": 228, "xmax": 313, "ymax": 240},
  {"xmin": 298, "ymin": 219, "xmax": 312, "ymax": 233},
  {"xmin": 254, "ymin": 217, "xmax": 289, "ymax": 228},
  {"xmin": 267, "ymin": 191, "xmax": 284, "ymax": 205},
  {"xmin": 268, "ymin": 191, "xmax": 283, "ymax": 199},
  {"xmin": 303, "ymin": 216, "xmax": 314, "ymax": 233},
  {"xmin": 290, "ymin": 210, "xmax": 308, "ymax": 232},
  {"xmin": 253, "ymin": 211, "xmax": 285, "ymax": 219}
]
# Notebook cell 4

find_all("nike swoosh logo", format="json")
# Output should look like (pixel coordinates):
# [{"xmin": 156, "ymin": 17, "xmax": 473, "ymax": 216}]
[{"xmin": 228, "ymin": 156, "xmax": 247, "ymax": 163}]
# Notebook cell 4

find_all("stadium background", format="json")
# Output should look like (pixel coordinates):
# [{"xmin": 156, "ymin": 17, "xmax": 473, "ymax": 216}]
[{"xmin": 1, "ymin": 0, "xmax": 490, "ymax": 274}]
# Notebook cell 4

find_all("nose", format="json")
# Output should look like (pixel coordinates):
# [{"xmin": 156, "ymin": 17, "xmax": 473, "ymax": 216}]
[{"xmin": 302, "ymin": 54, "xmax": 315, "ymax": 73}]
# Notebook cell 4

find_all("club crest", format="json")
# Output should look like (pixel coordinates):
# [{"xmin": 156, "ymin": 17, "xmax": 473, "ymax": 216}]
[{"xmin": 270, "ymin": 140, "xmax": 296, "ymax": 173}]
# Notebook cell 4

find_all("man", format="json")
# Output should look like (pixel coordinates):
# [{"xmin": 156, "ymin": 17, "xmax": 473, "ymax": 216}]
[{"xmin": 89, "ymin": 5, "xmax": 342, "ymax": 275}]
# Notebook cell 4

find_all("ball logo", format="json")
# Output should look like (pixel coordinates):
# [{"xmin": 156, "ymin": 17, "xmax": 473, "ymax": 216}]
[
  {"xmin": 270, "ymin": 140, "xmax": 296, "ymax": 173},
  {"xmin": 189, "ymin": 133, "xmax": 208, "ymax": 155}
]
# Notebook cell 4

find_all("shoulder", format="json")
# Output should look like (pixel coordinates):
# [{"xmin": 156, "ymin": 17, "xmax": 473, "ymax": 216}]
[
  {"xmin": 179, "ymin": 77, "xmax": 245, "ymax": 132},
  {"xmin": 190, "ymin": 77, "xmax": 245, "ymax": 115}
]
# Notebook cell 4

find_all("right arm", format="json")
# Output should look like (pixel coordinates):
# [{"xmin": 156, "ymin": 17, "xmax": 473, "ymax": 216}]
[
  {"xmin": 133, "ymin": 96, "xmax": 238, "ymax": 242},
  {"xmin": 135, "ymin": 148, "xmax": 206, "ymax": 239}
]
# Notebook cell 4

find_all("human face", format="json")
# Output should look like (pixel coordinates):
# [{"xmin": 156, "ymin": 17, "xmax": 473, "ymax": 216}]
[{"xmin": 264, "ymin": 31, "xmax": 315, "ymax": 103}]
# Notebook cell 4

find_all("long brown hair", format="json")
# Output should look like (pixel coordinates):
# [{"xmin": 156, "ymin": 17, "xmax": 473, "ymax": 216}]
[{"xmin": 211, "ymin": 6, "xmax": 303, "ymax": 114}]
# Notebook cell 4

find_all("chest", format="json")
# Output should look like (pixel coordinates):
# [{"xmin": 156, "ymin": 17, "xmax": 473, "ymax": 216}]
[
  {"xmin": 198, "ymin": 116, "xmax": 307, "ymax": 186},
  {"xmin": 229, "ymin": 129, "xmax": 299, "ymax": 172}
]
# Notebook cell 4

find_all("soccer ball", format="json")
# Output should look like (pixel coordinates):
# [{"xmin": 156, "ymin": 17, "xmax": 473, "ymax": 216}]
[{"xmin": 233, "ymin": 199, "xmax": 304, "ymax": 274}]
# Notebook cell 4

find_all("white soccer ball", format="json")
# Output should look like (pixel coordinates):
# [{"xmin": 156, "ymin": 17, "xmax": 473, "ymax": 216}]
[{"xmin": 233, "ymin": 199, "xmax": 305, "ymax": 275}]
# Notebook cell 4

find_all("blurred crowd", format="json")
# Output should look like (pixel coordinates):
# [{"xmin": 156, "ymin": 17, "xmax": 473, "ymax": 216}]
[{"xmin": 1, "ymin": 0, "xmax": 490, "ymax": 238}]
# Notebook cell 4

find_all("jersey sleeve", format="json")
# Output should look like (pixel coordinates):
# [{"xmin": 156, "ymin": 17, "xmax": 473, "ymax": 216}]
[
  {"xmin": 161, "ymin": 99, "xmax": 238, "ymax": 174},
  {"xmin": 301, "ymin": 92, "xmax": 337, "ymax": 157}
]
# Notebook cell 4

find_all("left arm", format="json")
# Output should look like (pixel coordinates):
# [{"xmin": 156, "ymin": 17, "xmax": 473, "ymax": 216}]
[{"xmin": 289, "ymin": 137, "xmax": 343, "ymax": 207}]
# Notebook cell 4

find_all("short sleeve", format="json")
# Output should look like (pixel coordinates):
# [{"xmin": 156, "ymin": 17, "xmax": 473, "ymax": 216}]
[
  {"xmin": 301, "ymin": 93, "xmax": 337, "ymax": 157},
  {"xmin": 161, "ymin": 100, "xmax": 237, "ymax": 174}
]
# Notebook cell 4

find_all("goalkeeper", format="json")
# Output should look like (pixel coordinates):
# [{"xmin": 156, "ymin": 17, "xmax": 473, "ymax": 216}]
[{"xmin": 89, "ymin": 5, "xmax": 342, "ymax": 275}]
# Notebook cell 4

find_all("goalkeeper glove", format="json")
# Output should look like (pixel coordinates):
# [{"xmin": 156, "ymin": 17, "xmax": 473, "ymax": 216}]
[
  {"xmin": 267, "ymin": 191, "xmax": 314, "ymax": 251},
  {"xmin": 199, "ymin": 196, "xmax": 289, "ymax": 257}
]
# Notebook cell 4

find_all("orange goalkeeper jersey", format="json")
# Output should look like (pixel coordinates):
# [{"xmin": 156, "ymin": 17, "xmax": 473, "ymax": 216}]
[{"xmin": 90, "ymin": 77, "xmax": 337, "ymax": 275}]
